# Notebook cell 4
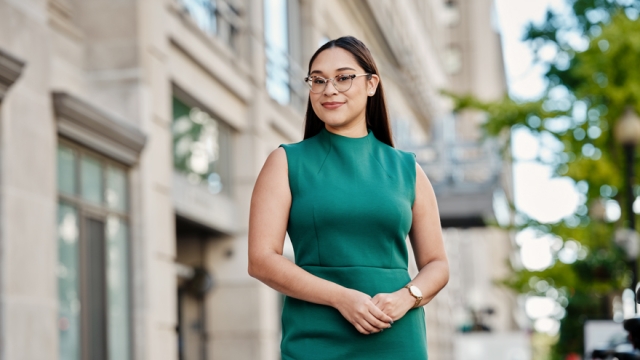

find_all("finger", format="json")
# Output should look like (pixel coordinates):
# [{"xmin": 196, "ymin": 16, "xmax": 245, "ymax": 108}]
[
  {"xmin": 365, "ymin": 312, "xmax": 392, "ymax": 330},
  {"xmin": 354, "ymin": 323, "xmax": 368, "ymax": 335},
  {"xmin": 359, "ymin": 319, "xmax": 378, "ymax": 334},
  {"xmin": 369, "ymin": 303, "xmax": 394, "ymax": 323},
  {"xmin": 357, "ymin": 328, "xmax": 370, "ymax": 335},
  {"xmin": 354, "ymin": 322, "xmax": 370, "ymax": 335}
]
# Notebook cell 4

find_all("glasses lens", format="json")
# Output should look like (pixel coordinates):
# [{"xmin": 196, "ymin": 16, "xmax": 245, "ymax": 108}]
[
  {"xmin": 308, "ymin": 77, "xmax": 326, "ymax": 93},
  {"xmin": 306, "ymin": 75, "xmax": 354, "ymax": 93},
  {"xmin": 334, "ymin": 75, "xmax": 353, "ymax": 92}
]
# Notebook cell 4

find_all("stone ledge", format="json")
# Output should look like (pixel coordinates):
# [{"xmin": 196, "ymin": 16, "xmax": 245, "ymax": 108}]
[
  {"xmin": 0, "ymin": 49, "xmax": 26, "ymax": 101},
  {"xmin": 173, "ymin": 171, "xmax": 237, "ymax": 235},
  {"xmin": 52, "ymin": 91, "xmax": 147, "ymax": 165}
]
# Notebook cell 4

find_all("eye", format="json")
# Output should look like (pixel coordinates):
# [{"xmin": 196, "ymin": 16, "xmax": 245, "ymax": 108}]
[
  {"xmin": 312, "ymin": 78, "xmax": 326, "ymax": 85},
  {"xmin": 336, "ymin": 75, "xmax": 352, "ymax": 82}
]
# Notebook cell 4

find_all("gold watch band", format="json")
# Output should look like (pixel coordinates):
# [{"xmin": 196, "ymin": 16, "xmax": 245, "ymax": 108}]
[
  {"xmin": 404, "ymin": 285, "xmax": 423, "ymax": 308},
  {"xmin": 414, "ymin": 297, "xmax": 421, "ymax": 308}
]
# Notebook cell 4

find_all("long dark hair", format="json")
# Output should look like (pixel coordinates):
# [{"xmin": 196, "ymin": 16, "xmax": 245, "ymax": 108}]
[{"xmin": 303, "ymin": 36, "xmax": 394, "ymax": 147}]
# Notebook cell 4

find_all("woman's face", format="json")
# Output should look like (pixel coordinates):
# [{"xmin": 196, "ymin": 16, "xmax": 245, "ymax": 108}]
[{"xmin": 308, "ymin": 47, "xmax": 379, "ymax": 130}]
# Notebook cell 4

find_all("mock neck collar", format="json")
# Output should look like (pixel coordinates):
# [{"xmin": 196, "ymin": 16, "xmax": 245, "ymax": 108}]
[{"xmin": 320, "ymin": 126, "xmax": 373, "ymax": 141}]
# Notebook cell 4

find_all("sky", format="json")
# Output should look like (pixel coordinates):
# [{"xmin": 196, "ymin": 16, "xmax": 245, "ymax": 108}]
[
  {"xmin": 493, "ymin": 0, "xmax": 584, "ymax": 335},
  {"xmin": 494, "ymin": 0, "xmax": 581, "ymax": 228}
]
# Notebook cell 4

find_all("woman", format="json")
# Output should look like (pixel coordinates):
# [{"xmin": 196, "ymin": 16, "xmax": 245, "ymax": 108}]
[{"xmin": 248, "ymin": 36, "xmax": 449, "ymax": 360}]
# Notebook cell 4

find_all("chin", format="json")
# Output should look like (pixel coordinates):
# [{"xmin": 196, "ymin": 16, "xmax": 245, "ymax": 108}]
[
  {"xmin": 321, "ymin": 118, "xmax": 348, "ymax": 128},
  {"xmin": 320, "ymin": 113, "xmax": 349, "ymax": 125}
]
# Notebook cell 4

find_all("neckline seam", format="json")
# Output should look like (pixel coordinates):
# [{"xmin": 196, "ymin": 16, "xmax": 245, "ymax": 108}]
[{"xmin": 322, "ymin": 127, "xmax": 372, "ymax": 140}]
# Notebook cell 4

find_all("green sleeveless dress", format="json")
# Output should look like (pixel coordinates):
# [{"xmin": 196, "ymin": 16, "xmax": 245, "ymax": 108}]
[{"xmin": 278, "ymin": 126, "xmax": 428, "ymax": 360}]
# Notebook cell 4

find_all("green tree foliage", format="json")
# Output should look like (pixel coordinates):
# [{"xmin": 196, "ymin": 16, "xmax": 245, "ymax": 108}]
[{"xmin": 447, "ymin": 1, "xmax": 640, "ymax": 357}]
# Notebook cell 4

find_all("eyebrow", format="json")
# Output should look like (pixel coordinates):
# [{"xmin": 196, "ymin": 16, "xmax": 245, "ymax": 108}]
[{"xmin": 309, "ymin": 67, "xmax": 357, "ymax": 75}]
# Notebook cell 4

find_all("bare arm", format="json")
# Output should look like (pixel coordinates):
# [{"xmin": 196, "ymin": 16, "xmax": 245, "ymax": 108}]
[
  {"xmin": 372, "ymin": 162, "xmax": 449, "ymax": 318},
  {"xmin": 247, "ymin": 147, "xmax": 393, "ymax": 334},
  {"xmin": 406, "ymin": 162, "xmax": 450, "ymax": 305}
]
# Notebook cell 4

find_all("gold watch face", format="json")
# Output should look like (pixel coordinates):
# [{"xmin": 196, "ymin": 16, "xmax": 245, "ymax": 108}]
[{"xmin": 409, "ymin": 285, "xmax": 422, "ymax": 298}]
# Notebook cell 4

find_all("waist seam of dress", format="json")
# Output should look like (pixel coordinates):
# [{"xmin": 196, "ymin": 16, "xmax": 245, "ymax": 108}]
[{"xmin": 300, "ymin": 264, "xmax": 408, "ymax": 271}]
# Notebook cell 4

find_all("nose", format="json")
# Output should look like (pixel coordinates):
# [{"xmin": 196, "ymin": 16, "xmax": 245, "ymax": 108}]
[{"xmin": 323, "ymin": 79, "xmax": 338, "ymax": 96}]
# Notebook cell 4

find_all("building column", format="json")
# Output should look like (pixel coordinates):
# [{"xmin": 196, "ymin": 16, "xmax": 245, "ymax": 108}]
[
  {"xmin": 0, "ymin": 47, "xmax": 25, "ymax": 360},
  {"xmin": 0, "ymin": 2, "xmax": 60, "ymax": 359}
]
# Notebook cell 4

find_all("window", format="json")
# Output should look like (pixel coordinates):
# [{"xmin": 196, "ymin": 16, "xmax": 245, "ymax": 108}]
[
  {"xmin": 57, "ymin": 142, "xmax": 131, "ymax": 360},
  {"xmin": 172, "ymin": 95, "xmax": 233, "ymax": 195},
  {"xmin": 443, "ymin": 45, "xmax": 463, "ymax": 75},
  {"xmin": 444, "ymin": 0, "xmax": 461, "ymax": 27},
  {"xmin": 264, "ymin": 0, "xmax": 290, "ymax": 105},
  {"xmin": 264, "ymin": 0, "xmax": 305, "ymax": 109},
  {"xmin": 177, "ymin": 0, "xmax": 243, "ymax": 50}
]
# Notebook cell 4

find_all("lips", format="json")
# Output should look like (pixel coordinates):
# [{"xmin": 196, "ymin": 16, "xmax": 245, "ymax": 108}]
[{"xmin": 321, "ymin": 102, "xmax": 345, "ymax": 109}]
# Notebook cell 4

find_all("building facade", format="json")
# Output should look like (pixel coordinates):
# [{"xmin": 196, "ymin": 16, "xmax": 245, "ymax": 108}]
[{"xmin": 0, "ymin": 0, "xmax": 516, "ymax": 359}]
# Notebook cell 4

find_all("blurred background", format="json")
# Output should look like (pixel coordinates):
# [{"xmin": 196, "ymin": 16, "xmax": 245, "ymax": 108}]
[{"xmin": 0, "ymin": 0, "xmax": 639, "ymax": 359}]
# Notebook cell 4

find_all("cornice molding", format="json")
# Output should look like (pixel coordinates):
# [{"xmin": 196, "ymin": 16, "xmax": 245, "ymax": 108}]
[
  {"xmin": 0, "ymin": 49, "xmax": 26, "ymax": 101},
  {"xmin": 52, "ymin": 91, "xmax": 147, "ymax": 166}
]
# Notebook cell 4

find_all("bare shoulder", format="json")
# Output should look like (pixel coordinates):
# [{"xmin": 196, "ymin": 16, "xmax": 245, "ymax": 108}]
[
  {"xmin": 265, "ymin": 147, "xmax": 288, "ymax": 170},
  {"xmin": 413, "ymin": 162, "xmax": 437, "ymax": 210},
  {"xmin": 254, "ymin": 147, "xmax": 289, "ymax": 195},
  {"xmin": 414, "ymin": 162, "xmax": 433, "ymax": 188}
]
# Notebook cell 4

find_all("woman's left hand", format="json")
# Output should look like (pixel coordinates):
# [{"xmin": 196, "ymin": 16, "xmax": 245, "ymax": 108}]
[{"xmin": 371, "ymin": 289, "xmax": 416, "ymax": 322}]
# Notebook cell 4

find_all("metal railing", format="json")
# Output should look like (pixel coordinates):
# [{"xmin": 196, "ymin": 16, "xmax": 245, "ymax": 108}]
[
  {"xmin": 177, "ymin": 0, "xmax": 243, "ymax": 51},
  {"xmin": 407, "ymin": 137, "xmax": 502, "ymax": 193}
]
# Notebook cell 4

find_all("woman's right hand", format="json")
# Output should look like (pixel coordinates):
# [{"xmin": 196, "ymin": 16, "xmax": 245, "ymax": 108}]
[{"xmin": 333, "ymin": 288, "xmax": 394, "ymax": 335}]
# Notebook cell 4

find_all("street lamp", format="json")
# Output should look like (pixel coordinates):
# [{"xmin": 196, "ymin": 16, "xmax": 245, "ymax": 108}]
[{"xmin": 614, "ymin": 106, "xmax": 640, "ymax": 307}]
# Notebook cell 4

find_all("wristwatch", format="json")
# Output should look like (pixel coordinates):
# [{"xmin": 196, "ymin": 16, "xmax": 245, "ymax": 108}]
[{"xmin": 404, "ymin": 284, "xmax": 423, "ymax": 308}]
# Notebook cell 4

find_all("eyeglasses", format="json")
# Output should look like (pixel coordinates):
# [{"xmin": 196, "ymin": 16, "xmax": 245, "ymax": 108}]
[{"xmin": 304, "ymin": 73, "xmax": 371, "ymax": 93}]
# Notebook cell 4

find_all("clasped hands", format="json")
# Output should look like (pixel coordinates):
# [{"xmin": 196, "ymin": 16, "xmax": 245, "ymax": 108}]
[{"xmin": 334, "ymin": 288, "xmax": 417, "ymax": 335}]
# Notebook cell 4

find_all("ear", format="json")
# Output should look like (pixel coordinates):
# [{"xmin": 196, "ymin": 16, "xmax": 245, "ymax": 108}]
[{"xmin": 367, "ymin": 74, "xmax": 380, "ymax": 96}]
